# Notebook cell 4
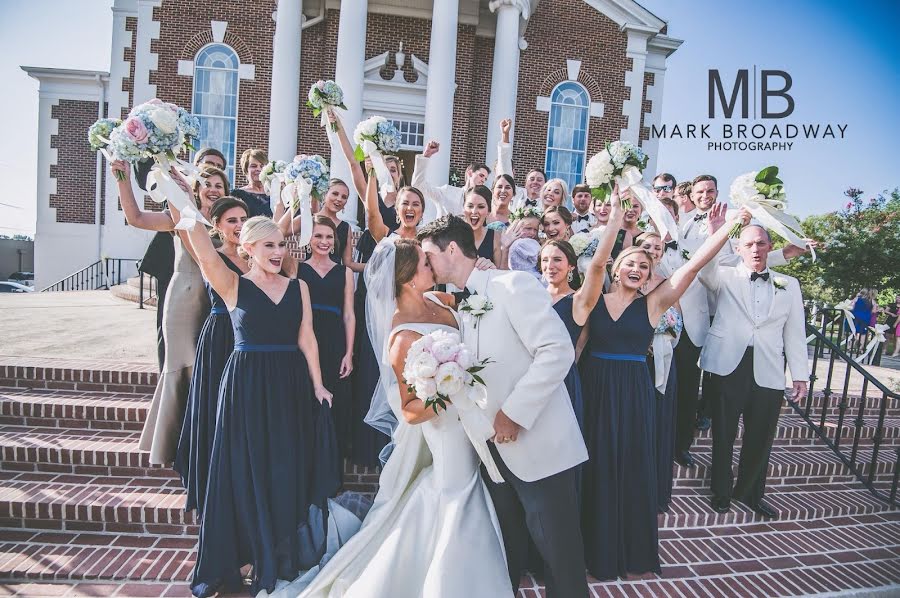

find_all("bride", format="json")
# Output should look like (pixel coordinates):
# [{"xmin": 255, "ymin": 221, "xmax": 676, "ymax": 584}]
[{"xmin": 267, "ymin": 237, "xmax": 512, "ymax": 597}]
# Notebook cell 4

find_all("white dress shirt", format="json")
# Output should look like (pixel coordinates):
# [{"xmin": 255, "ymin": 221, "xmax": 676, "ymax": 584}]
[
  {"xmin": 746, "ymin": 265, "xmax": 774, "ymax": 346},
  {"xmin": 570, "ymin": 211, "xmax": 597, "ymax": 234}
]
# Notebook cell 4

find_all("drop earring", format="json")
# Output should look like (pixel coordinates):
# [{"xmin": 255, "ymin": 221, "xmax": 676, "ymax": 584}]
[{"xmin": 567, "ymin": 270, "xmax": 574, "ymax": 283}]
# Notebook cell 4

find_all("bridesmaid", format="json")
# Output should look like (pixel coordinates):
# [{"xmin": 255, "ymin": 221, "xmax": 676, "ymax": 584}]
[
  {"xmin": 112, "ymin": 160, "xmax": 225, "ymax": 465},
  {"xmin": 539, "ymin": 178, "xmax": 569, "ymax": 210},
  {"xmin": 174, "ymin": 197, "xmax": 249, "ymax": 515},
  {"xmin": 574, "ymin": 189, "xmax": 746, "ymax": 581},
  {"xmin": 181, "ymin": 213, "xmax": 333, "ymax": 597},
  {"xmin": 487, "ymin": 174, "xmax": 516, "ymax": 230},
  {"xmin": 231, "ymin": 148, "xmax": 273, "ymax": 217},
  {"xmin": 277, "ymin": 178, "xmax": 354, "ymax": 267},
  {"xmin": 636, "ymin": 230, "xmax": 683, "ymax": 513},
  {"xmin": 298, "ymin": 215, "xmax": 356, "ymax": 463},
  {"xmin": 462, "ymin": 185, "xmax": 517, "ymax": 268},
  {"xmin": 364, "ymin": 166, "xmax": 425, "ymax": 243},
  {"xmin": 541, "ymin": 206, "xmax": 574, "ymax": 242}
]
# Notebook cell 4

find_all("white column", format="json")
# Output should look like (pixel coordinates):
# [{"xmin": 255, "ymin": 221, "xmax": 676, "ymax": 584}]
[
  {"xmin": 422, "ymin": 0, "xmax": 459, "ymax": 186},
  {"xmin": 332, "ymin": 0, "xmax": 367, "ymax": 226},
  {"xmin": 268, "ymin": 0, "xmax": 303, "ymax": 160},
  {"xmin": 484, "ymin": 0, "xmax": 529, "ymax": 175}
]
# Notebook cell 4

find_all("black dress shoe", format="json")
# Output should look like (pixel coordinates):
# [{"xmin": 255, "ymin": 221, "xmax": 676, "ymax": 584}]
[
  {"xmin": 747, "ymin": 500, "xmax": 778, "ymax": 519},
  {"xmin": 674, "ymin": 450, "xmax": 696, "ymax": 467},
  {"xmin": 711, "ymin": 497, "xmax": 731, "ymax": 513},
  {"xmin": 695, "ymin": 415, "xmax": 711, "ymax": 431}
]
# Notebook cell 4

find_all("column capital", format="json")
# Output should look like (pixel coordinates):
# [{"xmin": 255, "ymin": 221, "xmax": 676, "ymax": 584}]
[{"xmin": 488, "ymin": 0, "xmax": 531, "ymax": 19}]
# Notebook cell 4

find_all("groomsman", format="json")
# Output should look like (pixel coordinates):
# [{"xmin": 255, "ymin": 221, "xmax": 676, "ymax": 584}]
[
  {"xmin": 496, "ymin": 119, "xmax": 546, "ymax": 210},
  {"xmin": 411, "ymin": 141, "xmax": 490, "ymax": 220},
  {"xmin": 570, "ymin": 183, "xmax": 597, "ymax": 233},
  {"xmin": 698, "ymin": 223, "xmax": 809, "ymax": 517},
  {"xmin": 652, "ymin": 173, "xmax": 677, "ymax": 203},
  {"xmin": 674, "ymin": 181, "xmax": 695, "ymax": 219}
]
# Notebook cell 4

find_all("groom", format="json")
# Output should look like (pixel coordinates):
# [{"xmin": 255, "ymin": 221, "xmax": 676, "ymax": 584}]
[{"xmin": 419, "ymin": 215, "xmax": 589, "ymax": 597}]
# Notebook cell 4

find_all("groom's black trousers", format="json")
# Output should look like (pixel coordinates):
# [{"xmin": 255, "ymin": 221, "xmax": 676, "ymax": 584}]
[{"xmin": 483, "ymin": 443, "xmax": 588, "ymax": 598}]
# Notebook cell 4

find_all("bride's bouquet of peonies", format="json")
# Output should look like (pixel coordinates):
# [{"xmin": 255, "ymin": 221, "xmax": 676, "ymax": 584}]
[
  {"xmin": 402, "ymin": 329, "xmax": 491, "ymax": 414},
  {"xmin": 353, "ymin": 116, "xmax": 402, "ymax": 194},
  {"xmin": 307, "ymin": 80, "xmax": 347, "ymax": 131}
]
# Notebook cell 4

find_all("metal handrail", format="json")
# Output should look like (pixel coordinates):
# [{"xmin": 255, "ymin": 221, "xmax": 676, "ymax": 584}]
[
  {"xmin": 41, "ymin": 258, "xmax": 137, "ymax": 292},
  {"xmin": 800, "ymin": 319, "xmax": 899, "ymax": 506}
]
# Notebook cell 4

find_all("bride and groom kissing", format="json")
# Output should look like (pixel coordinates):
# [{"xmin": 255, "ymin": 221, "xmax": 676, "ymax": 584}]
[{"xmin": 275, "ymin": 215, "xmax": 589, "ymax": 597}]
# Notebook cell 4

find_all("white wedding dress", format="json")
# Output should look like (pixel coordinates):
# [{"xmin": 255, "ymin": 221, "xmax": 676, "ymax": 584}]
[{"xmin": 266, "ymin": 294, "xmax": 511, "ymax": 598}]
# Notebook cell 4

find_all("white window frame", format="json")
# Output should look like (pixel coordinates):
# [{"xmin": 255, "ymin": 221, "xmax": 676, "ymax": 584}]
[
  {"xmin": 389, "ymin": 119, "xmax": 426, "ymax": 151},
  {"xmin": 544, "ymin": 81, "xmax": 590, "ymax": 190},
  {"xmin": 192, "ymin": 42, "xmax": 240, "ymax": 183}
]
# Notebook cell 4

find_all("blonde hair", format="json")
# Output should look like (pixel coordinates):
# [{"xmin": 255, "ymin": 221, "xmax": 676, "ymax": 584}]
[
  {"xmin": 237, "ymin": 216, "xmax": 282, "ymax": 261},
  {"xmin": 540, "ymin": 178, "xmax": 570, "ymax": 207},
  {"xmin": 240, "ymin": 148, "xmax": 268, "ymax": 176},
  {"xmin": 611, "ymin": 246, "xmax": 654, "ymax": 283}
]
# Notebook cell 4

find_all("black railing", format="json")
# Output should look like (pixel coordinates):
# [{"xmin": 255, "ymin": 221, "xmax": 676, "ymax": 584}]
[
  {"xmin": 137, "ymin": 270, "xmax": 158, "ymax": 309},
  {"xmin": 41, "ymin": 258, "xmax": 135, "ymax": 292},
  {"xmin": 805, "ymin": 305, "xmax": 882, "ymax": 366},
  {"xmin": 802, "ymin": 318, "xmax": 899, "ymax": 507}
]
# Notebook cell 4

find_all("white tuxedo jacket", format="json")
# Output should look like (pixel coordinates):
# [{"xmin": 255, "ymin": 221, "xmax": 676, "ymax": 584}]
[
  {"xmin": 410, "ymin": 155, "xmax": 464, "ymax": 224},
  {"xmin": 698, "ymin": 257, "xmax": 809, "ymax": 390},
  {"xmin": 461, "ymin": 268, "xmax": 588, "ymax": 482}
]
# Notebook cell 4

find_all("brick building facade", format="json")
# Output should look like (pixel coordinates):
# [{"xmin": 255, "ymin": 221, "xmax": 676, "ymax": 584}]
[{"xmin": 23, "ymin": 0, "xmax": 680, "ymax": 289}]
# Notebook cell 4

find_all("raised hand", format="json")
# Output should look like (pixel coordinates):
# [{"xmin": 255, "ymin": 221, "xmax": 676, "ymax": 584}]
[
  {"xmin": 169, "ymin": 167, "xmax": 192, "ymax": 195},
  {"xmin": 500, "ymin": 220, "xmax": 525, "ymax": 250},
  {"xmin": 325, "ymin": 108, "xmax": 340, "ymax": 129},
  {"xmin": 499, "ymin": 118, "xmax": 512, "ymax": 143},
  {"xmin": 110, "ymin": 159, "xmax": 130, "ymax": 181},
  {"xmin": 423, "ymin": 140, "xmax": 440, "ymax": 158}
]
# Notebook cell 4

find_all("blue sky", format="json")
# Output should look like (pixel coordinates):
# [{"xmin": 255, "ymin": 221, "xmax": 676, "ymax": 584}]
[{"xmin": 1, "ymin": 0, "xmax": 897, "ymax": 235}]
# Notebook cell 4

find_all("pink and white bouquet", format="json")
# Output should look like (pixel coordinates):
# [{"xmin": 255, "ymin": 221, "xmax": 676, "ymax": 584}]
[
  {"xmin": 402, "ymin": 329, "xmax": 491, "ymax": 414},
  {"xmin": 307, "ymin": 80, "xmax": 346, "ymax": 131}
]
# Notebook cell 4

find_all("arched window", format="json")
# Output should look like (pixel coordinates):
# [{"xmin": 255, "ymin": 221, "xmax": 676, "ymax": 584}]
[
  {"xmin": 192, "ymin": 43, "xmax": 239, "ymax": 182},
  {"xmin": 544, "ymin": 81, "xmax": 589, "ymax": 191}
]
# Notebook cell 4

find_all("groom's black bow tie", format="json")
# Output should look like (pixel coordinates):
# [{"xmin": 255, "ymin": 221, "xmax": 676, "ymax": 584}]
[
  {"xmin": 575, "ymin": 214, "xmax": 592, "ymax": 223},
  {"xmin": 524, "ymin": 199, "xmax": 538, "ymax": 208},
  {"xmin": 750, "ymin": 271, "xmax": 770, "ymax": 282},
  {"xmin": 453, "ymin": 287, "xmax": 474, "ymax": 304},
  {"xmin": 693, "ymin": 212, "xmax": 708, "ymax": 222},
  {"xmin": 665, "ymin": 240, "xmax": 678, "ymax": 251}
]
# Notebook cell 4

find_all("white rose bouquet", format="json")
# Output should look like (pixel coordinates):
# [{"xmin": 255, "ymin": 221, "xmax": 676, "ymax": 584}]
[
  {"xmin": 88, "ymin": 118, "xmax": 123, "ymax": 180},
  {"xmin": 353, "ymin": 116, "xmax": 402, "ymax": 194},
  {"xmin": 585, "ymin": 140, "xmax": 677, "ymax": 242},
  {"xmin": 402, "ymin": 329, "xmax": 492, "ymax": 414},
  {"xmin": 728, "ymin": 166, "xmax": 813, "ymax": 259},
  {"xmin": 307, "ymin": 80, "xmax": 347, "ymax": 131}
]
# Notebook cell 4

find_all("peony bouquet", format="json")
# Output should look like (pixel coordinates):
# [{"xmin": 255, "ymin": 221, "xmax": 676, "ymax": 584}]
[
  {"xmin": 585, "ymin": 140, "xmax": 647, "ymax": 209},
  {"xmin": 88, "ymin": 118, "xmax": 123, "ymax": 180},
  {"xmin": 106, "ymin": 99, "xmax": 200, "ymax": 164},
  {"xmin": 352, "ymin": 116, "xmax": 402, "ymax": 194},
  {"xmin": 307, "ymin": 80, "xmax": 347, "ymax": 131},
  {"xmin": 402, "ymin": 329, "xmax": 492, "ymax": 414},
  {"xmin": 655, "ymin": 307, "xmax": 684, "ymax": 338}
]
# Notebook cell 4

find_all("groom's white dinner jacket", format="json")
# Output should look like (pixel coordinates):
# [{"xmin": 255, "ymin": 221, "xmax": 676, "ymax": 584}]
[
  {"xmin": 698, "ymin": 255, "xmax": 809, "ymax": 391},
  {"xmin": 461, "ymin": 268, "xmax": 588, "ymax": 483}
]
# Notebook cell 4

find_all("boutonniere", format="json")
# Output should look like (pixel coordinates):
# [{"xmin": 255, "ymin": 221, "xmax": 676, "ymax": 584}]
[
  {"xmin": 773, "ymin": 277, "xmax": 787, "ymax": 291},
  {"xmin": 681, "ymin": 249, "xmax": 691, "ymax": 261},
  {"xmin": 459, "ymin": 295, "xmax": 493, "ymax": 328}
]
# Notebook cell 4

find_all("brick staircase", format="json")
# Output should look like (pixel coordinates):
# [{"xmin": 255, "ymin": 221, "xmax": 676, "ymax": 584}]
[{"xmin": 0, "ymin": 359, "xmax": 898, "ymax": 597}]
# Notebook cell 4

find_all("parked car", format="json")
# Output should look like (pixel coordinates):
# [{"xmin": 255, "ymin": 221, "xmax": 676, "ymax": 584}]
[
  {"xmin": 7, "ymin": 272, "xmax": 34, "ymax": 286},
  {"xmin": 0, "ymin": 281, "xmax": 34, "ymax": 293}
]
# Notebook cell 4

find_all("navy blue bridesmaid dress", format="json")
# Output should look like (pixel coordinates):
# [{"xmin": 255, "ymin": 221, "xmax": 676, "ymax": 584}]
[
  {"xmin": 580, "ymin": 295, "xmax": 660, "ymax": 580},
  {"xmin": 298, "ymin": 262, "xmax": 352, "ymax": 461},
  {"xmin": 173, "ymin": 253, "xmax": 244, "ymax": 516},
  {"xmin": 552, "ymin": 293, "xmax": 585, "ymax": 429},
  {"xmin": 650, "ymin": 354, "xmax": 677, "ymax": 513},
  {"xmin": 328, "ymin": 220, "xmax": 351, "ymax": 265},
  {"xmin": 349, "ymin": 231, "xmax": 390, "ymax": 467},
  {"xmin": 475, "ymin": 228, "xmax": 496, "ymax": 262},
  {"xmin": 191, "ymin": 277, "xmax": 326, "ymax": 597}
]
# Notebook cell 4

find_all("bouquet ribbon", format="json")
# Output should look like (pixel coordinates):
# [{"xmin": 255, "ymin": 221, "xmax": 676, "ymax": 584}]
[
  {"xmin": 855, "ymin": 324, "xmax": 888, "ymax": 364},
  {"xmin": 145, "ymin": 155, "xmax": 211, "ymax": 231},
  {"xmin": 652, "ymin": 334, "xmax": 676, "ymax": 393},
  {"xmin": 453, "ymin": 384, "xmax": 504, "ymax": 484},
  {"xmin": 732, "ymin": 193, "xmax": 816, "ymax": 261},
  {"xmin": 617, "ymin": 166, "xmax": 678, "ymax": 243},
  {"xmin": 280, "ymin": 179, "xmax": 314, "ymax": 247},
  {"xmin": 363, "ymin": 142, "xmax": 395, "ymax": 196},
  {"xmin": 266, "ymin": 173, "xmax": 285, "ymax": 216}
]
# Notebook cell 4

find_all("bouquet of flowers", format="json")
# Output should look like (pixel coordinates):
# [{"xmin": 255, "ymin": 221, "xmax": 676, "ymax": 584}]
[
  {"xmin": 402, "ymin": 329, "xmax": 491, "ymax": 414},
  {"xmin": 585, "ymin": 140, "xmax": 677, "ymax": 243},
  {"xmin": 88, "ymin": 118, "xmax": 123, "ymax": 180},
  {"xmin": 260, "ymin": 160, "xmax": 288, "ymax": 194},
  {"xmin": 727, "ymin": 166, "xmax": 812, "ymax": 260},
  {"xmin": 280, "ymin": 154, "xmax": 329, "ymax": 245},
  {"xmin": 353, "ymin": 116, "xmax": 402, "ymax": 194},
  {"xmin": 307, "ymin": 80, "xmax": 347, "ymax": 131},
  {"xmin": 655, "ymin": 308, "xmax": 684, "ymax": 338}
]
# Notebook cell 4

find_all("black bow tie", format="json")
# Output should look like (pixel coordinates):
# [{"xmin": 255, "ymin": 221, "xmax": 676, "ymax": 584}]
[
  {"xmin": 453, "ymin": 288, "xmax": 474, "ymax": 304},
  {"xmin": 575, "ymin": 214, "xmax": 591, "ymax": 222},
  {"xmin": 750, "ymin": 271, "xmax": 770, "ymax": 282},
  {"xmin": 665, "ymin": 240, "xmax": 678, "ymax": 251},
  {"xmin": 524, "ymin": 199, "xmax": 538, "ymax": 208},
  {"xmin": 693, "ymin": 212, "xmax": 708, "ymax": 222}
]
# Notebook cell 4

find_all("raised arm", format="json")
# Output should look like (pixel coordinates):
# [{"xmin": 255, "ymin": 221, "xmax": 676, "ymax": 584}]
[
  {"xmin": 365, "ymin": 168, "xmax": 390, "ymax": 241},
  {"xmin": 327, "ymin": 109, "xmax": 368, "ymax": 199},
  {"xmin": 340, "ymin": 267, "xmax": 356, "ymax": 379},
  {"xmin": 389, "ymin": 330, "xmax": 441, "ymax": 425},
  {"xmin": 648, "ymin": 204, "xmax": 750, "ymax": 321},
  {"xmin": 496, "ymin": 119, "xmax": 514, "ymax": 179},
  {"xmin": 111, "ymin": 160, "xmax": 175, "ymax": 231},
  {"xmin": 298, "ymin": 280, "xmax": 333, "ymax": 405},
  {"xmin": 175, "ymin": 204, "xmax": 240, "ymax": 307},
  {"xmin": 573, "ymin": 197, "xmax": 626, "ymax": 326}
]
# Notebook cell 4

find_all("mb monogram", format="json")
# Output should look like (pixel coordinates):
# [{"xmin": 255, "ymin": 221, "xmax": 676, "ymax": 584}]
[{"xmin": 651, "ymin": 67, "xmax": 848, "ymax": 152}]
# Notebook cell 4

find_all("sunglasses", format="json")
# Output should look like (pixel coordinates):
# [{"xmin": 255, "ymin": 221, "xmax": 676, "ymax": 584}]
[{"xmin": 653, "ymin": 185, "xmax": 673, "ymax": 193}]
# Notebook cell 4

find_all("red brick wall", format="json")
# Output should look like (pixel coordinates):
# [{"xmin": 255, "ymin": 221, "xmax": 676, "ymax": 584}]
[
  {"xmin": 294, "ymin": 13, "xmax": 334, "ymax": 162},
  {"xmin": 513, "ymin": 0, "xmax": 631, "ymax": 180},
  {"xmin": 640, "ymin": 70, "xmax": 655, "ymax": 142},
  {"xmin": 49, "ymin": 100, "xmax": 100, "ymax": 225},
  {"xmin": 150, "ymin": 0, "xmax": 276, "ymax": 188},
  {"xmin": 468, "ymin": 35, "xmax": 494, "ymax": 168},
  {"xmin": 120, "ymin": 16, "xmax": 138, "ymax": 121}
]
